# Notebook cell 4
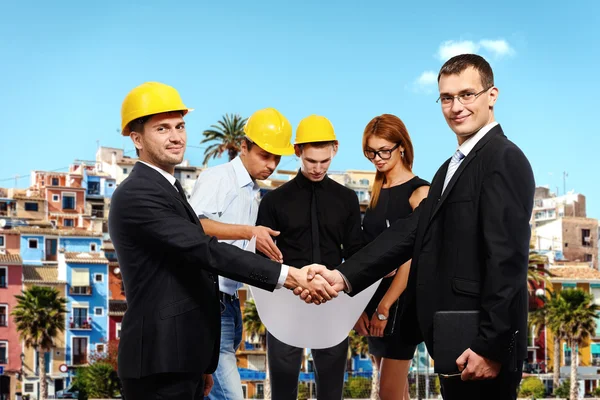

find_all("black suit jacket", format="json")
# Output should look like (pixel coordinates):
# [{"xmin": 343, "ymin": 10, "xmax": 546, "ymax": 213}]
[
  {"xmin": 340, "ymin": 125, "xmax": 534, "ymax": 365},
  {"xmin": 108, "ymin": 162, "xmax": 282, "ymax": 379}
]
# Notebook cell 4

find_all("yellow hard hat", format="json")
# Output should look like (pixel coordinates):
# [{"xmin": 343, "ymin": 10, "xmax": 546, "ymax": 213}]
[
  {"xmin": 294, "ymin": 115, "xmax": 337, "ymax": 144},
  {"xmin": 243, "ymin": 108, "xmax": 294, "ymax": 156},
  {"xmin": 121, "ymin": 82, "xmax": 193, "ymax": 136}
]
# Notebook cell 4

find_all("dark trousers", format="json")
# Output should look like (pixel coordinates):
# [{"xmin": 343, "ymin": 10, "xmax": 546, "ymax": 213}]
[
  {"xmin": 440, "ymin": 362, "xmax": 523, "ymax": 400},
  {"xmin": 121, "ymin": 372, "xmax": 205, "ymax": 400},
  {"xmin": 267, "ymin": 331, "xmax": 348, "ymax": 400}
]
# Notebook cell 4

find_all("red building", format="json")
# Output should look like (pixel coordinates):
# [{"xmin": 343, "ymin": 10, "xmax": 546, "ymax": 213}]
[{"xmin": 0, "ymin": 243, "xmax": 24, "ymax": 399}]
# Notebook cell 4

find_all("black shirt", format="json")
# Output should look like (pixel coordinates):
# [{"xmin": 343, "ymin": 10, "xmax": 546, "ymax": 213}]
[{"xmin": 256, "ymin": 170, "xmax": 364, "ymax": 269}]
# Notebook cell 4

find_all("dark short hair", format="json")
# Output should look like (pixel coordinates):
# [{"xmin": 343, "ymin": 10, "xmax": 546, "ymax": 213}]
[
  {"xmin": 296, "ymin": 141, "xmax": 337, "ymax": 151},
  {"xmin": 438, "ymin": 54, "xmax": 494, "ymax": 89},
  {"xmin": 242, "ymin": 137, "xmax": 254, "ymax": 151}
]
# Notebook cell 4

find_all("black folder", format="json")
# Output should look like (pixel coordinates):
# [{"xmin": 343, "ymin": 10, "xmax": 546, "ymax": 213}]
[{"xmin": 433, "ymin": 310, "xmax": 480, "ymax": 374}]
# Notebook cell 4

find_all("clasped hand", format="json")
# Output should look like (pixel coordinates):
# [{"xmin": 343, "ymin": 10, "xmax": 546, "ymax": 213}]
[{"xmin": 285, "ymin": 264, "xmax": 346, "ymax": 305}]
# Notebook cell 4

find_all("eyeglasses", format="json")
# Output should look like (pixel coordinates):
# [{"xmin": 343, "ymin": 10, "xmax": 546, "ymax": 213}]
[
  {"xmin": 436, "ymin": 86, "xmax": 493, "ymax": 107},
  {"xmin": 364, "ymin": 143, "xmax": 401, "ymax": 160}
]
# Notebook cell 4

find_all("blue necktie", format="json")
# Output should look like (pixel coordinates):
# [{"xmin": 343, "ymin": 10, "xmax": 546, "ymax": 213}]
[{"xmin": 442, "ymin": 150, "xmax": 465, "ymax": 194}]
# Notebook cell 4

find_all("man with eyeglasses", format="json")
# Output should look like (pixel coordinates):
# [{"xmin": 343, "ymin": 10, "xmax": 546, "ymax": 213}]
[{"xmin": 303, "ymin": 54, "xmax": 534, "ymax": 400}]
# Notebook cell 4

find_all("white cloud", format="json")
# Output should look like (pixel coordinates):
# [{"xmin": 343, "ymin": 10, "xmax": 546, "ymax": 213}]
[
  {"xmin": 416, "ymin": 71, "xmax": 437, "ymax": 86},
  {"xmin": 412, "ymin": 70, "xmax": 438, "ymax": 93},
  {"xmin": 438, "ymin": 40, "xmax": 479, "ymax": 61},
  {"xmin": 437, "ymin": 39, "xmax": 515, "ymax": 61},
  {"xmin": 479, "ymin": 39, "xmax": 514, "ymax": 57}
]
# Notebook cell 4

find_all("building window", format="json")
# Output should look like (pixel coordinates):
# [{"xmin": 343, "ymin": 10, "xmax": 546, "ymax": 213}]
[
  {"xmin": 71, "ymin": 268, "xmax": 91, "ymax": 295},
  {"xmin": 52, "ymin": 194, "xmax": 60, "ymax": 202},
  {"xmin": 96, "ymin": 343, "xmax": 105, "ymax": 353},
  {"xmin": 62, "ymin": 193, "xmax": 76, "ymax": 210},
  {"xmin": 73, "ymin": 337, "xmax": 88, "ymax": 365},
  {"xmin": 565, "ymin": 243, "xmax": 569, "ymax": 248},
  {"xmin": 0, "ymin": 304, "xmax": 7, "ymax": 326},
  {"xmin": 256, "ymin": 383, "xmax": 264, "ymax": 398},
  {"xmin": 0, "ymin": 267, "xmax": 6, "ymax": 288},
  {"xmin": 564, "ymin": 344, "xmax": 572, "ymax": 366},
  {"xmin": 0, "ymin": 235, "xmax": 4, "ymax": 247},
  {"xmin": 585, "ymin": 254, "xmax": 593, "ymax": 262},
  {"xmin": 123, "ymin": 168, "xmax": 128, "ymax": 174},
  {"xmin": 24, "ymin": 383, "xmax": 34, "ymax": 393},
  {"xmin": 0, "ymin": 341, "xmax": 7, "ymax": 364},
  {"xmin": 51, "ymin": 177, "xmax": 59, "ymax": 186},
  {"xmin": 90, "ymin": 243, "xmax": 97, "ymax": 252},
  {"xmin": 116, "ymin": 322, "xmax": 122, "ymax": 339},
  {"xmin": 71, "ymin": 307, "xmax": 89, "ymax": 329},
  {"xmin": 241, "ymin": 385, "xmax": 247, "ymax": 399},
  {"xmin": 94, "ymin": 307, "xmax": 104, "ymax": 316},
  {"xmin": 94, "ymin": 273, "xmax": 103, "ymax": 283},
  {"xmin": 24, "ymin": 202, "xmax": 39, "ymax": 211},
  {"xmin": 108, "ymin": 182, "xmax": 114, "ymax": 188},
  {"xmin": 583, "ymin": 229, "xmax": 591, "ymax": 246},
  {"xmin": 28, "ymin": 238, "xmax": 38, "ymax": 249},
  {"xmin": 186, "ymin": 174, "xmax": 191, "ymax": 179},
  {"xmin": 64, "ymin": 219, "xmax": 74, "ymax": 227},
  {"xmin": 50, "ymin": 220, "xmax": 57, "ymax": 227}
]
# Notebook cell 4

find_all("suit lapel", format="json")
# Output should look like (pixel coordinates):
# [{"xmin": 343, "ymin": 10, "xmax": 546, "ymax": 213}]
[
  {"xmin": 133, "ymin": 163, "xmax": 200, "ymax": 225},
  {"xmin": 429, "ymin": 125, "xmax": 503, "ymax": 222}
]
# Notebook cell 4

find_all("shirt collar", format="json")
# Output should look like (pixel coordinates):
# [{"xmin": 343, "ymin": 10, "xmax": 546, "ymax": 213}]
[
  {"xmin": 138, "ymin": 161, "xmax": 176, "ymax": 186},
  {"xmin": 294, "ymin": 169, "xmax": 327, "ymax": 189},
  {"xmin": 231, "ymin": 156, "xmax": 257, "ymax": 190},
  {"xmin": 457, "ymin": 121, "xmax": 499, "ymax": 158}
]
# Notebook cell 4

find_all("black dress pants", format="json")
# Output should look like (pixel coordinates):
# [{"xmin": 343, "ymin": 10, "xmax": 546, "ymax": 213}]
[
  {"xmin": 440, "ymin": 362, "xmax": 523, "ymax": 400},
  {"xmin": 267, "ymin": 331, "xmax": 348, "ymax": 400}
]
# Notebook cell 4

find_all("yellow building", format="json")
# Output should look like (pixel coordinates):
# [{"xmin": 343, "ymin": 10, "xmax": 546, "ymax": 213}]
[{"xmin": 21, "ymin": 265, "xmax": 68, "ymax": 397}]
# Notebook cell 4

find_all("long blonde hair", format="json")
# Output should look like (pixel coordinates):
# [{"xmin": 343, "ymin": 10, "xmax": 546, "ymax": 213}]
[{"xmin": 362, "ymin": 114, "xmax": 414, "ymax": 209}]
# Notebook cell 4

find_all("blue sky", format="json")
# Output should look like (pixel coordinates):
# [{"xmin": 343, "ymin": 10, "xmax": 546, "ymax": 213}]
[{"xmin": 1, "ymin": 1, "xmax": 599, "ymax": 217}]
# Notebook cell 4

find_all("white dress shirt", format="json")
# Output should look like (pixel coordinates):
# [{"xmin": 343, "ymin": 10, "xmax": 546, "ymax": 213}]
[
  {"xmin": 189, "ymin": 157, "xmax": 288, "ymax": 294},
  {"xmin": 442, "ymin": 121, "xmax": 499, "ymax": 189}
]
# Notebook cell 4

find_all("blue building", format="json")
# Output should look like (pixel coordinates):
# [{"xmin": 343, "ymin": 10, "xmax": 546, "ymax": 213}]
[{"xmin": 60, "ymin": 251, "xmax": 109, "ymax": 385}]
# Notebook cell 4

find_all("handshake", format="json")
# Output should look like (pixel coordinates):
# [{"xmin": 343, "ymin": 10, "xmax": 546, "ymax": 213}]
[{"xmin": 283, "ymin": 264, "xmax": 348, "ymax": 305}]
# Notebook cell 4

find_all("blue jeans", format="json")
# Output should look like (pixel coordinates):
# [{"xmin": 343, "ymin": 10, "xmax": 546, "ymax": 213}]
[{"xmin": 208, "ymin": 296, "xmax": 244, "ymax": 400}]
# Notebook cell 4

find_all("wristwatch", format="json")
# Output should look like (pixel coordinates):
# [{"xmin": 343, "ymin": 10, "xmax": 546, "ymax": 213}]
[{"xmin": 376, "ymin": 310, "xmax": 388, "ymax": 321}]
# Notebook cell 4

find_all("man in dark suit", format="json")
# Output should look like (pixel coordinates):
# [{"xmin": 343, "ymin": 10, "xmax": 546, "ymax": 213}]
[
  {"xmin": 109, "ymin": 82, "xmax": 337, "ymax": 400},
  {"xmin": 304, "ymin": 54, "xmax": 535, "ymax": 399}
]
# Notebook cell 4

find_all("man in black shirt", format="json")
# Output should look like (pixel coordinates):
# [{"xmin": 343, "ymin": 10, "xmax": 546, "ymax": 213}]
[{"xmin": 256, "ymin": 115, "xmax": 363, "ymax": 400}]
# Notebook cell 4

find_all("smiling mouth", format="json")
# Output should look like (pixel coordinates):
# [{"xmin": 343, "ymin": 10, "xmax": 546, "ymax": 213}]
[{"xmin": 453, "ymin": 115, "xmax": 470, "ymax": 123}]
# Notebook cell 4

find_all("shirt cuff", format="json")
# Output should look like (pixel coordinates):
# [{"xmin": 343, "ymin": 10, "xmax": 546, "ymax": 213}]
[
  {"xmin": 276, "ymin": 264, "xmax": 289, "ymax": 289},
  {"xmin": 338, "ymin": 271, "xmax": 352, "ymax": 293}
]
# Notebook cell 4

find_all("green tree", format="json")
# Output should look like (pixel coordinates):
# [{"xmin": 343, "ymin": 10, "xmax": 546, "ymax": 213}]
[
  {"xmin": 554, "ymin": 379, "xmax": 570, "ymax": 398},
  {"xmin": 12, "ymin": 286, "xmax": 67, "ymax": 400},
  {"xmin": 556, "ymin": 289, "xmax": 599, "ymax": 400},
  {"xmin": 528, "ymin": 249, "xmax": 552, "ymax": 293},
  {"xmin": 74, "ymin": 363, "xmax": 121, "ymax": 399},
  {"xmin": 348, "ymin": 330, "xmax": 378, "ymax": 399},
  {"xmin": 243, "ymin": 299, "xmax": 271, "ymax": 400},
  {"xmin": 519, "ymin": 376, "xmax": 546, "ymax": 398},
  {"xmin": 201, "ymin": 113, "xmax": 247, "ymax": 165}
]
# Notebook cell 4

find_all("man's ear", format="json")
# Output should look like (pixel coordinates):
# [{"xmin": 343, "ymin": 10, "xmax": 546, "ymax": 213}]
[
  {"xmin": 294, "ymin": 144, "xmax": 303, "ymax": 158},
  {"xmin": 332, "ymin": 141, "xmax": 339, "ymax": 156},
  {"xmin": 130, "ymin": 132, "xmax": 143, "ymax": 153}
]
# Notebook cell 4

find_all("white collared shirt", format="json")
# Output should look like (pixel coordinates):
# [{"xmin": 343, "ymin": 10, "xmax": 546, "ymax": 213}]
[
  {"xmin": 138, "ymin": 160, "xmax": 177, "ymax": 187},
  {"xmin": 190, "ymin": 157, "xmax": 287, "ymax": 294},
  {"xmin": 442, "ymin": 121, "xmax": 499, "ymax": 186}
]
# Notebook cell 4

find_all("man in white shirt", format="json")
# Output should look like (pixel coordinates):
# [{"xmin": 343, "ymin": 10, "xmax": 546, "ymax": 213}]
[{"xmin": 189, "ymin": 108, "xmax": 294, "ymax": 400}]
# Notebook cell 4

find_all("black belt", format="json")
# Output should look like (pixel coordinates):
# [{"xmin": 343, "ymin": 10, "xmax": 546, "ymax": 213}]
[{"xmin": 220, "ymin": 291, "xmax": 239, "ymax": 302}]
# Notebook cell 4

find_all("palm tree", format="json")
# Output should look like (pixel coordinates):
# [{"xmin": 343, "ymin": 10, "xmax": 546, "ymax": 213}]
[
  {"xmin": 243, "ymin": 299, "xmax": 271, "ymax": 400},
  {"xmin": 12, "ymin": 286, "xmax": 67, "ymax": 400},
  {"xmin": 528, "ymin": 249, "xmax": 552, "ymax": 294},
  {"xmin": 348, "ymin": 330, "xmax": 379, "ymax": 400},
  {"xmin": 201, "ymin": 114, "xmax": 247, "ymax": 166},
  {"xmin": 555, "ymin": 289, "xmax": 599, "ymax": 400},
  {"xmin": 529, "ymin": 289, "xmax": 563, "ymax": 390}
]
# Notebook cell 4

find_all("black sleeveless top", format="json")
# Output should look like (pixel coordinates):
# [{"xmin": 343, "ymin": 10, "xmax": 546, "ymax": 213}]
[{"xmin": 362, "ymin": 176, "xmax": 430, "ymax": 316}]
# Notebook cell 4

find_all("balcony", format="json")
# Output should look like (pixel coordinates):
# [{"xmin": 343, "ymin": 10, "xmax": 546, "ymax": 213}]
[
  {"xmin": 91, "ymin": 209, "xmax": 105, "ymax": 219},
  {"xmin": 72, "ymin": 354, "xmax": 88, "ymax": 365},
  {"xmin": 70, "ymin": 286, "xmax": 92, "ymax": 295},
  {"xmin": 70, "ymin": 317, "xmax": 92, "ymax": 331}
]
